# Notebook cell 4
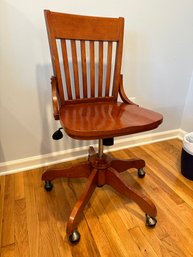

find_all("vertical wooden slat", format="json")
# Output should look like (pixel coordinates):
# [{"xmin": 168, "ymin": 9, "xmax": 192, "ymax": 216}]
[
  {"xmin": 80, "ymin": 41, "xmax": 88, "ymax": 98},
  {"xmin": 61, "ymin": 40, "xmax": 72, "ymax": 100},
  {"xmin": 90, "ymin": 41, "xmax": 95, "ymax": 97},
  {"xmin": 112, "ymin": 21, "xmax": 124, "ymax": 99},
  {"xmin": 98, "ymin": 41, "xmax": 103, "ymax": 97},
  {"xmin": 51, "ymin": 40, "xmax": 65, "ymax": 104},
  {"xmin": 105, "ymin": 41, "xmax": 113, "ymax": 96},
  {"xmin": 112, "ymin": 42, "xmax": 119, "ymax": 98},
  {"xmin": 71, "ymin": 40, "xmax": 80, "ymax": 99}
]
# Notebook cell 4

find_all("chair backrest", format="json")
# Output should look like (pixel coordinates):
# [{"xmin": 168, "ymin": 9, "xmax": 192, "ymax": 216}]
[{"xmin": 44, "ymin": 10, "xmax": 124, "ymax": 105}]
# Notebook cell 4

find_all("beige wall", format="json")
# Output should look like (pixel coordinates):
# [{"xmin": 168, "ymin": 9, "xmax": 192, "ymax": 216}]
[{"xmin": 1, "ymin": 0, "xmax": 193, "ymax": 163}]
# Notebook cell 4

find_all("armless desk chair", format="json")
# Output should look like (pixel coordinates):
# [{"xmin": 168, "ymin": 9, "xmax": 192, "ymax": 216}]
[{"xmin": 42, "ymin": 10, "xmax": 163, "ymax": 243}]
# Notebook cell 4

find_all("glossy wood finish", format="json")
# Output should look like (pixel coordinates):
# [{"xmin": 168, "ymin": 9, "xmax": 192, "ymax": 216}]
[
  {"xmin": 66, "ymin": 169, "xmax": 98, "ymax": 236},
  {"xmin": 51, "ymin": 76, "xmax": 60, "ymax": 120},
  {"xmin": 42, "ymin": 162, "xmax": 91, "ymax": 181},
  {"xmin": 44, "ymin": 10, "xmax": 162, "ymax": 138},
  {"xmin": 119, "ymin": 74, "xmax": 137, "ymax": 105},
  {"xmin": 44, "ymin": 10, "xmax": 124, "ymax": 104},
  {"xmin": 111, "ymin": 158, "xmax": 145, "ymax": 173},
  {"xmin": 43, "ymin": 10, "xmax": 163, "ymax": 242},
  {"xmin": 59, "ymin": 102, "xmax": 163, "ymax": 140},
  {"xmin": 42, "ymin": 147, "xmax": 156, "ymax": 238},
  {"xmin": 106, "ymin": 167, "xmax": 157, "ymax": 217}
]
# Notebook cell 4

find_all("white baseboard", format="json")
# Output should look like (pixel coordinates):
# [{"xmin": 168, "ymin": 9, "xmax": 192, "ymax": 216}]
[{"xmin": 0, "ymin": 129, "xmax": 186, "ymax": 176}]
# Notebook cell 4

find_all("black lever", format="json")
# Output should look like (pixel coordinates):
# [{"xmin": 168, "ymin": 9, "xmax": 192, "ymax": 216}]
[
  {"xmin": 52, "ymin": 127, "xmax": 63, "ymax": 140},
  {"xmin": 103, "ymin": 138, "xmax": 114, "ymax": 146}
]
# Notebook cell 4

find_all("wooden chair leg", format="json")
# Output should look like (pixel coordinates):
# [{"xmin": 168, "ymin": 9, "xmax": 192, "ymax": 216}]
[
  {"xmin": 111, "ymin": 158, "xmax": 145, "ymax": 173},
  {"xmin": 42, "ymin": 162, "xmax": 91, "ymax": 182},
  {"xmin": 106, "ymin": 167, "xmax": 157, "ymax": 217},
  {"xmin": 66, "ymin": 169, "xmax": 98, "ymax": 239}
]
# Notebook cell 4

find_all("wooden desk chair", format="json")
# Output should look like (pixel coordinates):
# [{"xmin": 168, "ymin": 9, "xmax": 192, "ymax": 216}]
[{"xmin": 42, "ymin": 10, "xmax": 163, "ymax": 243}]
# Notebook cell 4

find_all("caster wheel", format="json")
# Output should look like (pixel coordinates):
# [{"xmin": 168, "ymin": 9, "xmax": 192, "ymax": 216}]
[
  {"xmin": 44, "ymin": 181, "xmax": 53, "ymax": 191},
  {"xmin": 146, "ymin": 214, "xmax": 157, "ymax": 228},
  {"xmin": 138, "ymin": 168, "xmax": 146, "ymax": 178},
  {"xmin": 68, "ymin": 230, "xmax": 80, "ymax": 244}
]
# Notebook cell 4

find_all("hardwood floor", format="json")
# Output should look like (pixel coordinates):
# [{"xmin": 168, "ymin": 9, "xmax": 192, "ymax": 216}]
[{"xmin": 1, "ymin": 139, "xmax": 193, "ymax": 257}]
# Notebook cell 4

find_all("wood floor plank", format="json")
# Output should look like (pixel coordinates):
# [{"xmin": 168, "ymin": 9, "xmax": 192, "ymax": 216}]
[
  {"xmin": 129, "ymin": 226, "xmax": 158, "ymax": 257},
  {"xmin": 24, "ymin": 169, "xmax": 40, "ymax": 257},
  {"xmin": 138, "ymin": 177, "xmax": 193, "ymax": 256},
  {"xmin": 90, "ymin": 191, "xmax": 131, "ymax": 257},
  {"xmin": 125, "ymin": 146, "xmax": 184, "ymax": 205},
  {"xmin": 15, "ymin": 199, "xmax": 30, "ymax": 257},
  {"xmin": 1, "ymin": 174, "xmax": 15, "ymax": 247},
  {"xmin": 156, "ymin": 140, "xmax": 193, "ymax": 190},
  {"xmin": 83, "ymin": 204, "xmax": 116, "ymax": 257},
  {"xmin": 124, "ymin": 145, "xmax": 193, "ymax": 256},
  {"xmin": 32, "ymin": 170, "xmax": 61, "ymax": 257},
  {"xmin": 143, "ymin": 145, "xmax": 193, "ymax": 208},
  {"xmin": 161, "ymin": 235, "xmax": 187, "ymax": 257},
  {"xmin": 2, "ymin": 139, "xmax": 193, "ymax": 257},
  {"xmin": 0, "ymin": 244, "xmax": 15, "ymax": 257},
  {"xmin": 15, "ymin": 172, "xmax": 25, "ymax": 200},
  {"xmin": 0, "ymin": 176, "xmax": 5, "ymax": 247},
  {"xmin": 95, "ymin": 187, "xmax": 145, "ymax": 257},
  {"xmin": 112, "ymin": 141, "xmax": 193, "ymax": 256}
]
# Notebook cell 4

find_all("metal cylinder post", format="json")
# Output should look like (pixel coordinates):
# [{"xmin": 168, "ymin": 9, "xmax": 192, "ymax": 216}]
[{"xmin": 98, "ymin": 139, "xmax": 103, "ymax": 158}]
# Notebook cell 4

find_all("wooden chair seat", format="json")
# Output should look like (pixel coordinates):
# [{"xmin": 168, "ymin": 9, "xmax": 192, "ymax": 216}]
[{"xmin": 60, "ymin": 102, "xmax": 163, "ymax": 140}]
